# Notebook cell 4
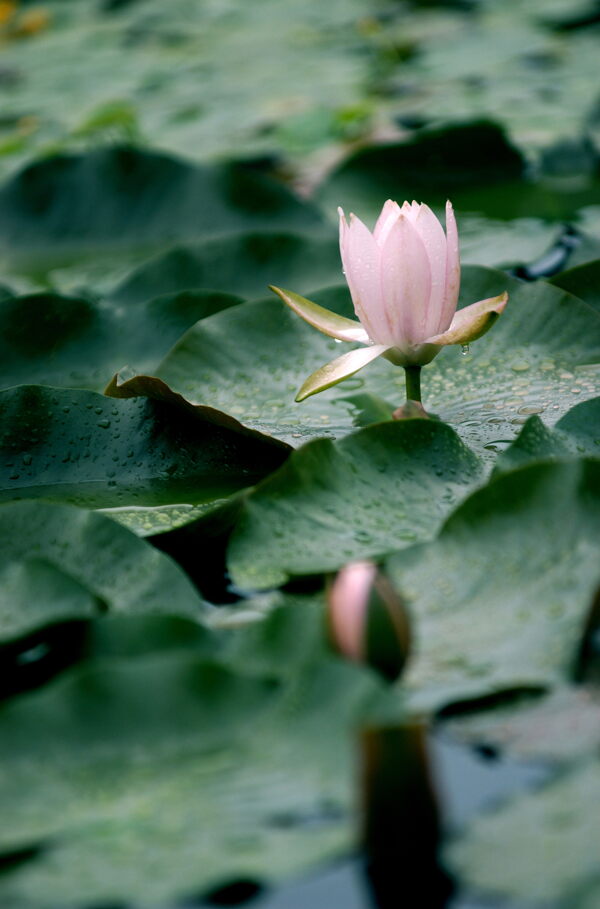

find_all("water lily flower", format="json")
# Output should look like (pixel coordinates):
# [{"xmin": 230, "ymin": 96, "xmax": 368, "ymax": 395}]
[
  {"xmin": 270, "ymin": 200, "xmax": 508, "ymax": 407},
  {"xmin": 327, "ymin": 560, "xmax": 411, "ymax": 683}
]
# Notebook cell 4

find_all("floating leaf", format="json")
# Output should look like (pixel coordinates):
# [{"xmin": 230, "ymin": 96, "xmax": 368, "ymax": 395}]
[
  {"xmin": 110, "ymin": 231, "xmax": 340, "ymax": 307},
  {"xmin": 496, "ymin": 396, "xmax": 600, "ymax": 472},
  {"xmin": 385, "ymin": 459, "xmax": 600, "ymax": 712},
  {"xmin": 0, "ymin": 290, "xmax": 242, "ymax": 390},
  {"xmin": 223, "ymin": 420, "xmax": 484, "ymax": 590},
  {"xmin": 447, "ymin": 758, "xmax": 600, "ymax": 906},
  {"xmin": 550, "ymin": 257, "xmax": 600, "ymax": 314},
  {"xmin": 318, "ymin": 121, "xmax": 526, "ymax": 219},
  {"xmin": 444, "ymin": 686, "xmax": 600, "ymax": 764},
  {"xmin": 0, "ymin": 146, "xmax": 323, "ymax": 284},
  {"xmin": 0, "ymin": 501, "xmax": 206, "ymax": 642},
  {"xmin": 0, "ymin": 600, "xmax": 396, "ymax": 908},
  {"xmin": 0, "ymin": 385, "xmax": 290, "ymax": 508}
]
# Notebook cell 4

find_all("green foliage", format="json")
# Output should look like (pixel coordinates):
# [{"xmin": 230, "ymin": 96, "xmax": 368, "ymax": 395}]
[
  {"xmin": 0, "ymin": 2, "xmax": 599, "ymax": 905},
  {"xmin": 155, "ymin": 266, "xmax": 600, "ymax": 455},
  {"xmin": 0, "ymin": 501, "xmax": 207, "ymax": 641},
  {"xmin": 447, "ymin": 758, "xmax": 600, "ymax": 905},
  {"xmin": 0, "ymin": 385, "xmax": 290, "ymax": 508},
  {"xmin": 386, "ymin": 459, "xmax": 600, "ymax": 710},
  {"xmin": 225, "ymin": 420, "xmax": 484, "ymax": 588},
  {"xmin": 0, "ymin": 602, "xmax": 397, "ymax": 908}
]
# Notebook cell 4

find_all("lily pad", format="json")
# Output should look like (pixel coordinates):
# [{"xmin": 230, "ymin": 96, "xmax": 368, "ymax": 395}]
[
  {"xmin": 318, "ymin": 121, "xmax": 526, "ymax": 218},
  {"xmin": 0, "ymin": 600, "xmax": 394, "ymax": 908},
  {"xmin": 495, "ymin": 396, "xmax": 600, "ymax": 472},
  {"xmin": 384, "ymin": 459, "xmax": 600, "ymax": 712},
  {"xmin": 549, "ymin": 257, "xmax": 600, "ymax": 314},
  {"xmin": 0, "ymin": 0, "xmax": 383, "ymax": 181},
  {"xmin": 110, "ymin": 231, "xmax": 341, "ymax": 307},
  {"xmin": 99, "ymin": 502, "xmax": 226, "ymax": 537},
  {"xmin": 156, "ymin": 266, "xmax": 600, "ymax": 455},
  {"xmin": 317, "ymin": 120, "xmax": 600, "ymax": 223},
  {"xmin": 0, "ymin": 290, "xmax": 242, "ymax": 391},
  {"xmin": 223, "ymin": 420, "xmax": 484, "ymax": 590},
  {"xmin": 0, "ymin": 501, "xmax": 206, "ymax": 642},
  {"xmin": 0, "ymin": 385, "xmax": 290, "ymax": 508},
  {"xmin": 443, "ymin": 686, "xmax": 600, "ymax": 764},
  {"xmin": 446, "ymin": 757, "xmax": 600, "ymax": 907},
  {"xmin": 0, "ymin": 146, "xmax": 323, "ymax": 285}
]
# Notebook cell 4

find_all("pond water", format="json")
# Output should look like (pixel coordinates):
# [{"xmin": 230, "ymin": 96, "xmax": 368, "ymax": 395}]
[{"xmin": 191, "ymin": 734, "xmax": 553, "ymax": 909}]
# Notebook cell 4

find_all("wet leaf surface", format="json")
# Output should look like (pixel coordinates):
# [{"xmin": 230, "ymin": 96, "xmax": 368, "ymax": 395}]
[
  {"xmin": 495, "ymin": 396, "xmax": 600, "ymax": 472},
  {"xmin": 0, "ymin": 601, "xmax": 397, "ymax": 908},
  {"xmin": 0, "ymin": 385, "xmax": 289, "ymax": 508},
  {"xmin": 385, "ymin": 459, "xmax": 600, "ymax": 712},
  {"xmin": 447, "ymin": 757, "xmax": 600, "ymax": 906},
  {"xmin": 157, "ymin": 266, "xmax": 600, "ymax": 456},
  {"xmin": 0, "ymin": 501, "xmax": 206, "ymax": 642},
  {"xmin": 223, "ymin": 420, "xmax": 484, "ymax": 589}
]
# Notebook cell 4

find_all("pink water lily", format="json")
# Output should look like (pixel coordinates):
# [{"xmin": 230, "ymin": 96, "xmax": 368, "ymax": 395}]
[{"xmin": 270, "ymin": 199, "xmax": 508, "ymax": 405}]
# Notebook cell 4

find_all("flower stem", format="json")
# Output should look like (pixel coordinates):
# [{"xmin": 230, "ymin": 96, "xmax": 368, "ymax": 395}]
[{"xmin": 404, "ymin": 365, "xmax": 422, "ymax": 403}]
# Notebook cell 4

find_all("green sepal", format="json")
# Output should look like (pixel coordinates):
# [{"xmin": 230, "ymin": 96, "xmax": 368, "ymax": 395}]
[
  {"xmin": 296, "ymin": 345, "xmax": 390, "ymax": 401},
  {"xmin": 270, "ymin": 285, "xmax": 369, "ymax": 343}
]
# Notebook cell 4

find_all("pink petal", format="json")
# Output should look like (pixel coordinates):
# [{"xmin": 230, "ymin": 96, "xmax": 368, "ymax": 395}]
[
  {"xmin": 373, "ymin": 199, "xmax": 401, "ymax": 247},
  {"xmin": 413, "ymin": 204, "xmax": 448, "ymax": 338},
  {"xmin": 401, "ymin": 200, "xmax": 421, "ymax": 223},
  {"xmin": 341, "ymin": 212, "xmax": 389, "ymax": 343},
  {"xmin": 438, "ymin": 200, "xmax": 461, "ymax": 334},
  {"xmin": 379, "ymin": 213, "xmax": 432, "ymax": 347}
]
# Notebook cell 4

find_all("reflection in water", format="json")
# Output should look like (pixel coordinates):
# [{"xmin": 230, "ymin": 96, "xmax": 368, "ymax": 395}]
[{"xmin": 198, "ymin": 730, "xmax": 552, "ymax": 909}]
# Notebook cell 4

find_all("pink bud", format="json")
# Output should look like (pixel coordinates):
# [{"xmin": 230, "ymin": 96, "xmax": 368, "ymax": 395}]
[
  {"xmin": 327, "ymin": 561, "xmax": 411, "ymax": 682},
  {"xmin": 328, "ymin": 561, "xmax": 377, "ymax": 662}
]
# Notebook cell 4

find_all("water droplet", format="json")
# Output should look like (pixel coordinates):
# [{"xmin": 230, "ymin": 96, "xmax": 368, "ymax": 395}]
[
  {"xmin": 510, "ymin": 360, "xmax": 530, "ymax": 372},
  {"xmin": 460, "ymin": 344, "xmax": 470, "ymax": 356},
  {"xmin": 517, "ymin": 405, "xmax": 544, "ymax": 415},
  {"xmin": 483, "ymin": 439, "xmax": 513, "ymax": 453}
]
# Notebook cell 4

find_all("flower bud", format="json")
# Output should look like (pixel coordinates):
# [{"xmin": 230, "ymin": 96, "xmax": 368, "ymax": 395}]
[{"xmin": 327, "ymin": 561, "xmax": 411, "ymax": 683}]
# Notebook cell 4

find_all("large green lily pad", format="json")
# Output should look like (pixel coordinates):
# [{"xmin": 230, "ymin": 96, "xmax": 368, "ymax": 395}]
[
  {"xmin": 156, "ymin": 266, "xmax": 600, "ymax": 454},
  {"xmin": 0, "ymin": 600, "xmax": 394, "ymax": 908},
  {"xmin": 223, "ymin": 420, "xmax": 484, "ymax": 590},
  {"xmin": 0, "ymin": 501, "xmax": 206, "ymax": 642},
  {"xmin": 110, "ymin": 231, "xmax": 341, "ymax": 306},
  {"xmin": 0, "ymin": 290, "xmax": 242, "ymax": 391},
  {"xmin": 550, "ymin": 258, "xmax": 600, "ymax": 314},
  {"xmin": 0, "ymin": 146, "xmax": 323, "ymax": 287},
  {"xmin": 0, "ymin": 385, "xmax": 289, "ymax": 508},
  {"xmin": 384, "ymin": 459, "xmax": 600, "ymax": 712},
  {"xmin": 318, "ymin": 121, "xmax": 526, "ymax": 218}
]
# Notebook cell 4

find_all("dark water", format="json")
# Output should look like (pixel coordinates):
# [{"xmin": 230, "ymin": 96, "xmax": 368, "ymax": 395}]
[{"xmin": 189, "ymin": 733, "xmax": 553, "ymax": 909}]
